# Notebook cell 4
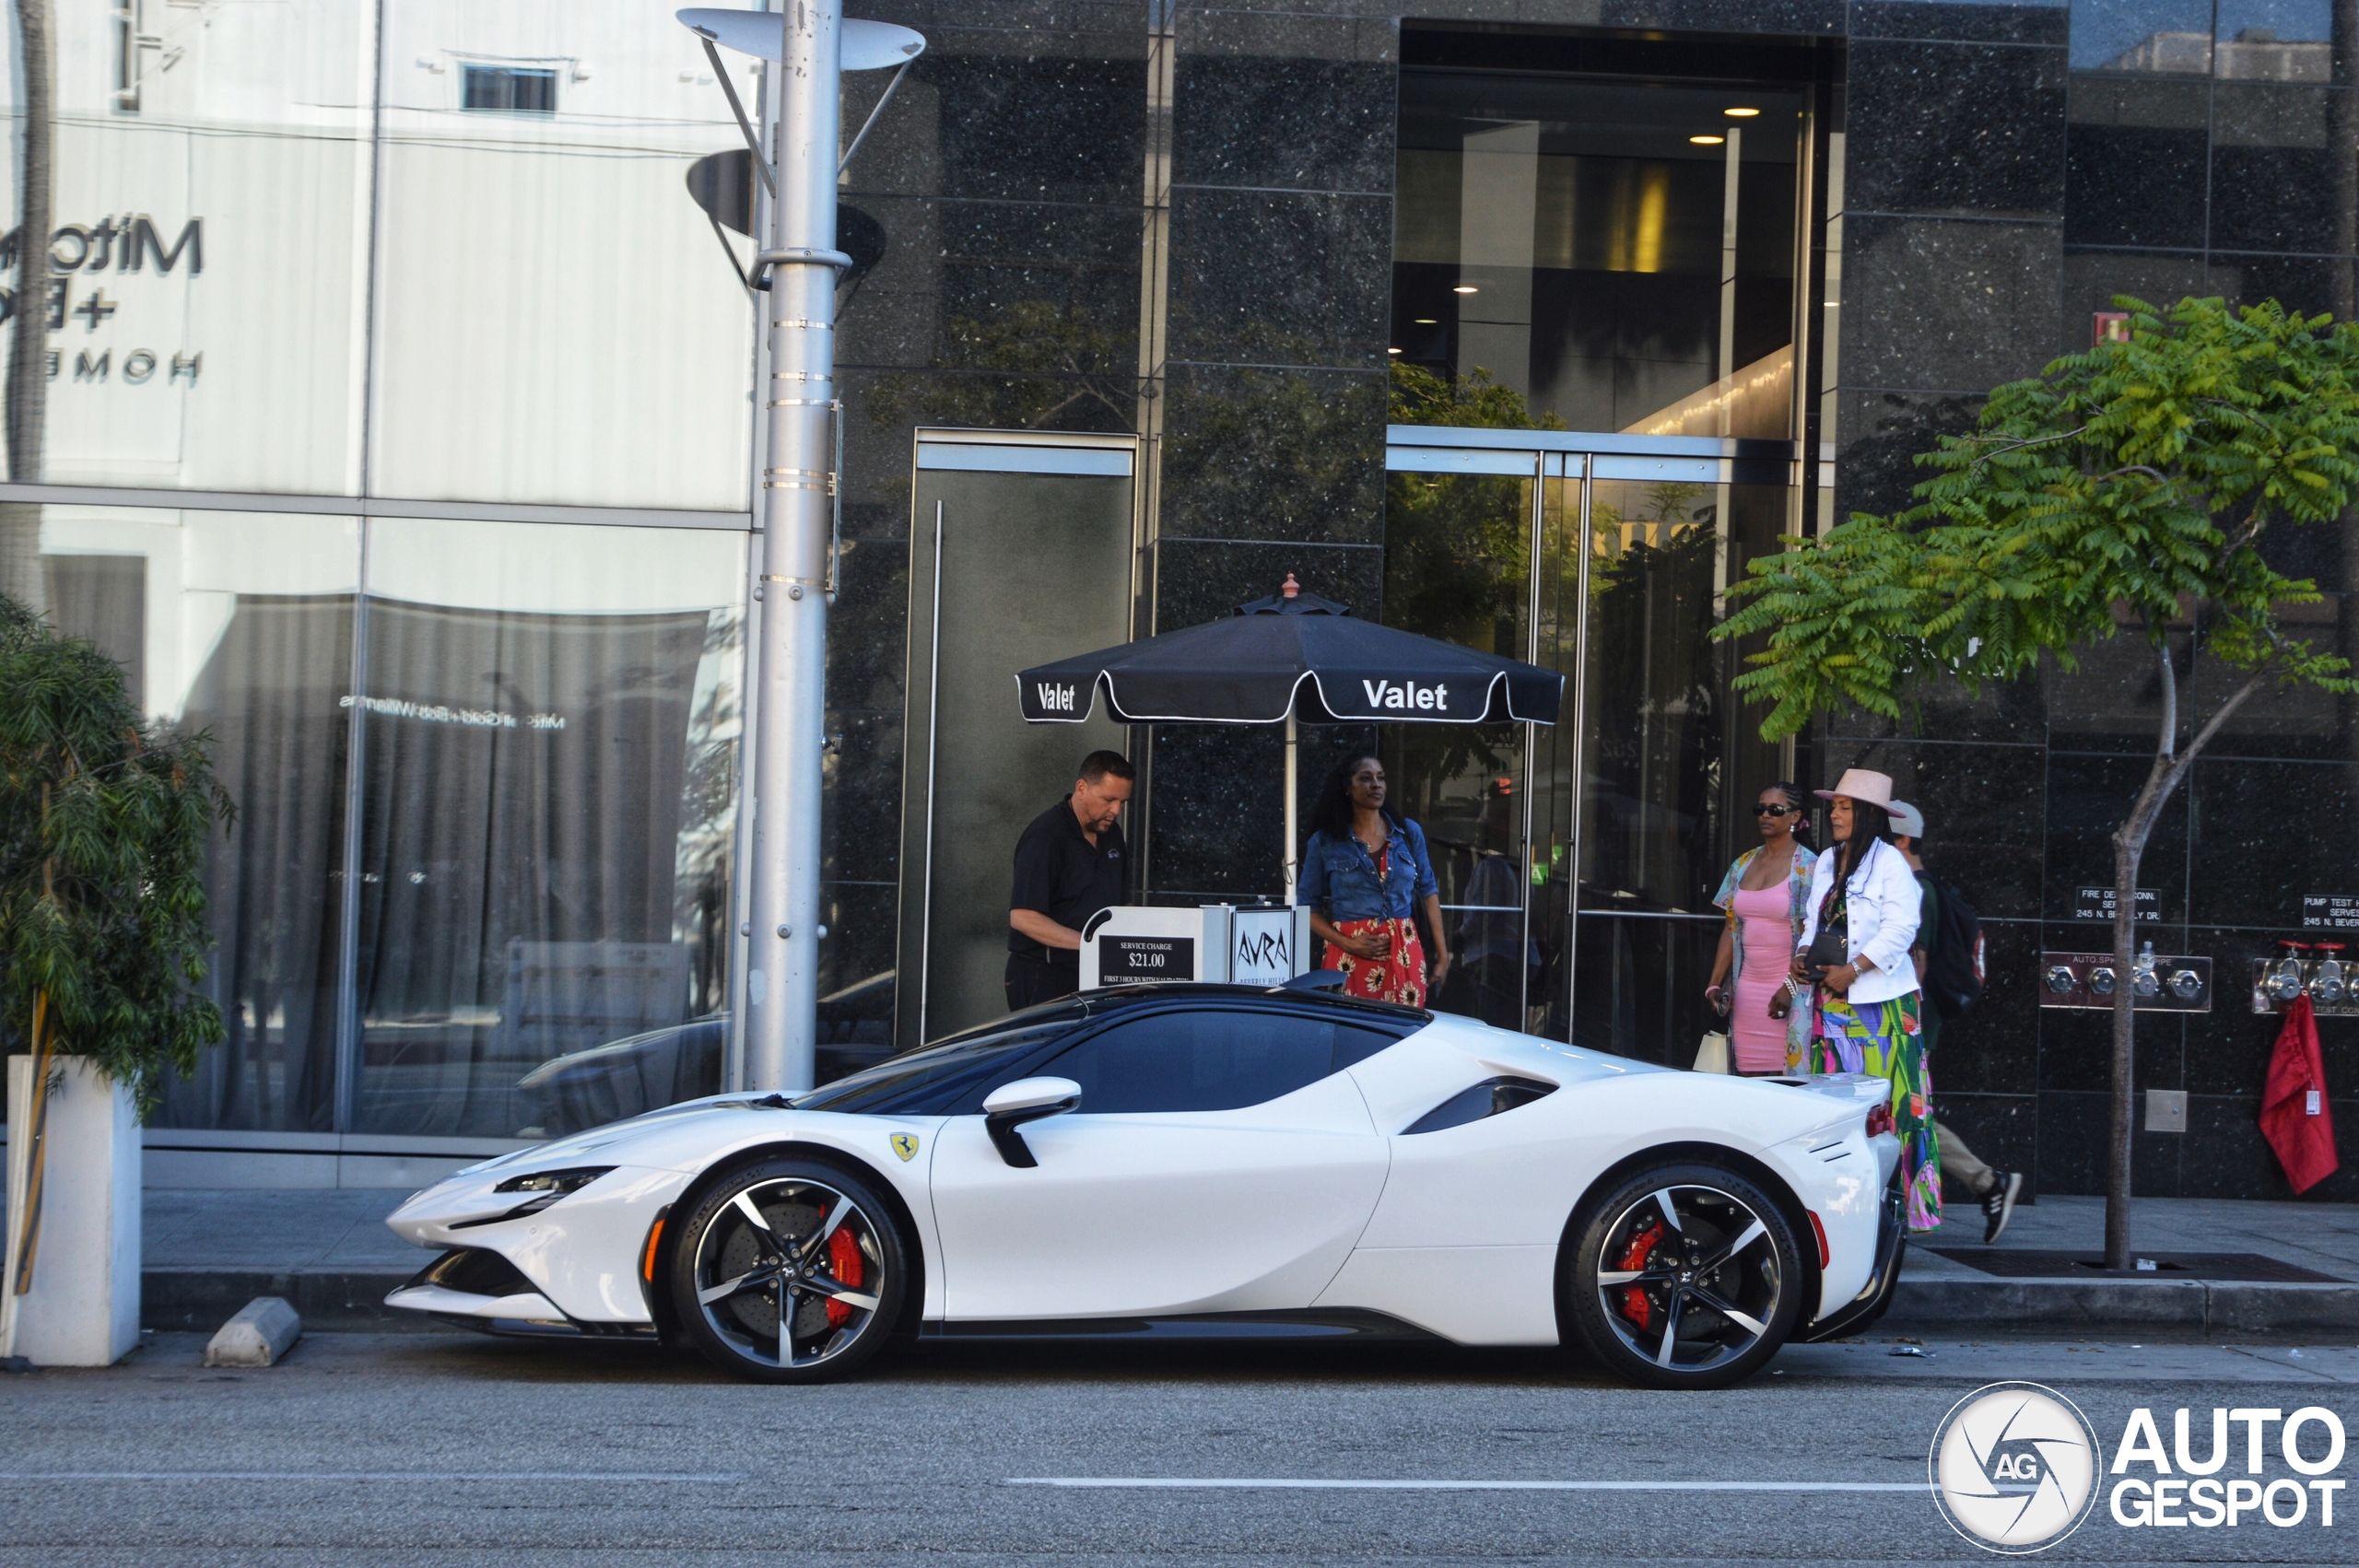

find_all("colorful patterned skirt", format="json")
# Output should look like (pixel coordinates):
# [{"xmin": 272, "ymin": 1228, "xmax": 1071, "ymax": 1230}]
[
  {"xmin": 1321, "ymin": 918, "xmax": 1428, "ymax": 1006},
  {"xmin": 1814, "ymin": 989, "xmax": 1942, "ymax": 1231}
]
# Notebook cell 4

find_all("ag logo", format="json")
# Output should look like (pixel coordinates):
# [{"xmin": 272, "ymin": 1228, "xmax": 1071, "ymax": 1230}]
[
  {"xmin": 1930, "ymin": 1381, "xmax": 2103, "ymax": 1554},
  {"xmin": 889, "ymin": 1133, "xmax": 920, "ymax": 1162}
]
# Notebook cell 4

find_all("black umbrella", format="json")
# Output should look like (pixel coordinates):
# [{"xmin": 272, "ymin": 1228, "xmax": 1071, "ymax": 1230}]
[{"xmin": 1016, "ymin": 575, "xmax": 1563, "ymax": 901}]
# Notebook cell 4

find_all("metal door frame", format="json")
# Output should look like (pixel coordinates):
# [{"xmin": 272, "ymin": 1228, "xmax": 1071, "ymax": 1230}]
[
  {"xmin": 899, "ymin": 428, "xmax": 1142, "ymax": 1047},
  {"xmin": 1385, "ymin": 426, "xmax": 1796, "ymax": 1033}
]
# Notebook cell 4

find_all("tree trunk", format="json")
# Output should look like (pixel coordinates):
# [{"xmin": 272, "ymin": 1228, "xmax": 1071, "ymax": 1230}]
[
  {"xmin": 2104, "ymin": 645, "xmax": 2271, "ymax": 1270},
  {"xmin": 0, "ymin": 0, "xmax": 55, "ymax": 616},
  {"xmin": 2103, "ymin": 805, "xmax": 2155, "ymax": 1270}
]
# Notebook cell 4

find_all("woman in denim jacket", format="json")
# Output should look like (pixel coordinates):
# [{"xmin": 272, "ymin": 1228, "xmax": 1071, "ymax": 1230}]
[{"xmin": 1298, "ymin": 755, "xmax": 1450, "ymax": 1006}]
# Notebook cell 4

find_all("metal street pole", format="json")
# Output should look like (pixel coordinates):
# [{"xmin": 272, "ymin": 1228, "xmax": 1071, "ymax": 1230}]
[{"xmin": 745, "ymin": 0, "xmax": 847, "ymax": 1092}]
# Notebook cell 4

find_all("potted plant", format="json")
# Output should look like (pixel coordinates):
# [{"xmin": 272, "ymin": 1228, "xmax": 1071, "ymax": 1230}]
[{"xmin": 0, "ymin": 592, "xmax": 230, "ymax": 1365}]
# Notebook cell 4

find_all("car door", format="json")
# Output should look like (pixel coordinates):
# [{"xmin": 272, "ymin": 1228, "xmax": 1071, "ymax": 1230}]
[{"xmin": 929, "ymin": 1005, "xmax": 1398, "ymax": 1321}]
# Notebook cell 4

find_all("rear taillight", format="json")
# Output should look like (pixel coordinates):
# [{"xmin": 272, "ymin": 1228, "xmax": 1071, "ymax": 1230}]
[{"xmin": 1865, "ymin": 1103, "xmax": 1895, "ymax": 1139}]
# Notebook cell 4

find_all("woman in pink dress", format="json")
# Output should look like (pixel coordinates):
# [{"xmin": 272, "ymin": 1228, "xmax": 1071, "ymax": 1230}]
[{"xmin": 1706, "ymin": 783, "xmax": 1817, "ymax": 1074}]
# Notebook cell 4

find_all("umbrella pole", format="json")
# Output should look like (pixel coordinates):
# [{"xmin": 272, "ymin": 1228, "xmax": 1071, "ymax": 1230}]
[{"xmin": 1284, "ymin": 708, "xmax": 1298, "ymax": 906}]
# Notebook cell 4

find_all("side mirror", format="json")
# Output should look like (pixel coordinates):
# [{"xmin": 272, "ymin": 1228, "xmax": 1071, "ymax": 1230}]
[{"xmin": 981, "ymin": 1076, "xmax": 1081, "ymax": 1168}]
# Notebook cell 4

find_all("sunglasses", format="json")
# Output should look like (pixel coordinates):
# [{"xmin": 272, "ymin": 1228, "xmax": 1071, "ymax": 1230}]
[{"xmin": 1752, "ymin": 803, "xmax": 1799, "ymax": 817}]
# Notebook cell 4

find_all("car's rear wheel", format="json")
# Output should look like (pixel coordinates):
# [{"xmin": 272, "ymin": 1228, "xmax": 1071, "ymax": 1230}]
[
  {"xmin": 1560, "ymin": 1160, "xmax": 1801, "ymax": 1390},
  {"xmin": 670, "ymin": 1157, "xmax": 907, "ymax": 1383}
]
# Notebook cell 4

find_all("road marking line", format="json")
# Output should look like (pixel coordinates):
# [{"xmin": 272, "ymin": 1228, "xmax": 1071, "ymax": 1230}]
[
  {"xmin": 0, "ymin": 1471, "xmax": 746, "ymax": 1484},
  {"xmin": 1009, "ymin": 1478, "xmax": 1926, "ymax": 1492}
]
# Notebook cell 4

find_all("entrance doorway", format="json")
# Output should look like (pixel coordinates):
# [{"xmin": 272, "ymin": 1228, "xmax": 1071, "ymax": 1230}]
[
  {"xmin": 895, "ymin": 430, "xmax": 1140, "ymax": 1049},
  {"xmin": 1385, "ymin": 27, "xmax": 1835, "ymax": 1061},
  {"xmin": 1382, "ymin": 430, "xmax": 1796, "ymax": 1052},
  {"xmin": 1382, "ymin": 430, "xmax": 1798, "ymax": 1055}
]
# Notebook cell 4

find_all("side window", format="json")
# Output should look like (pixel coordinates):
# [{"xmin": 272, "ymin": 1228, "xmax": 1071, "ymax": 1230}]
[{"xmin": 1040, "ymin": 1009, "xmax": 1371, "ymax": 1114}]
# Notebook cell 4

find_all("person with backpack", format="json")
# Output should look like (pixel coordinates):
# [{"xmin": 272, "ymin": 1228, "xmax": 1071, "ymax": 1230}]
[{"xmin": 1890, "ymin": 800, "xmax": 2022, "ymax": 1244}]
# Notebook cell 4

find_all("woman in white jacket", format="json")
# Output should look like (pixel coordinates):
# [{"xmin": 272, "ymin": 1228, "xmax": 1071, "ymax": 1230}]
[{"xmin": 1789, "ymin": 767, "xmax": 1941, "ymax": 1230}]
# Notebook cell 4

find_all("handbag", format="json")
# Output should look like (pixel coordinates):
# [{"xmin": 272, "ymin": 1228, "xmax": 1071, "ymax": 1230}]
[
  {"xmin": 1693, "ymin": 1030, "xmax": 1731, "ymax": 1074},
  {"xmin": 1805, "ymin": 913, "xmax": 1848, "ymax": 975}
]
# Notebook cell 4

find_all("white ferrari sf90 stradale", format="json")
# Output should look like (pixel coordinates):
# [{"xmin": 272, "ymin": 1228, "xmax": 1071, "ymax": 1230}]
[{"xmin": 384, "ymin": 983, "xmax": 1906, "ymax": 1389}]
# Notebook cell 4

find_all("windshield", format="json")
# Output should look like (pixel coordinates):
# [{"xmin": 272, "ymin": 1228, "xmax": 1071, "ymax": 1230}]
[{"xmin": 792, "ymin": 1021, "xmax": 1077, "ymax": 1115}]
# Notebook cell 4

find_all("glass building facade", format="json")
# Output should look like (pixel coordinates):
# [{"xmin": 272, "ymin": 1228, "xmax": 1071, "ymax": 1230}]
[
  {"xmin": 0, "ymin": 4, "xmax": 753, "ymax": 1146},
  {"xmin": 3, "ymin": 1, "xmax": 2355, "ymax": 1203}
]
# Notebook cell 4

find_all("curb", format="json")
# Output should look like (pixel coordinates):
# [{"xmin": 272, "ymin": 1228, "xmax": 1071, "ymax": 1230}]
[
  {"xmin": 143, "ymin": 1270, "xmax": 423, "ymax": 1333},
  {"xmin": 1886, "ymin": 1276, "xmax": 2359, "ymax": 1335},
  {"xmin": 145, "ymin": 1270, "xmax": 2359, "ymax": 1339}
]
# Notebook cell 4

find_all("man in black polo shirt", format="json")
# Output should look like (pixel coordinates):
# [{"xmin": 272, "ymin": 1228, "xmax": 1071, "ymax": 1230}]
[{"xmin": 1006, "ymin": 750, "xmax": 1135, "ymax": 1011}]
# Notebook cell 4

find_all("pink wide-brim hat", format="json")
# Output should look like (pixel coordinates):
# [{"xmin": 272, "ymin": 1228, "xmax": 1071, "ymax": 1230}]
[{"xmin": 1813, "ymin": 767, "xmax": 1897, "ymax": 810}]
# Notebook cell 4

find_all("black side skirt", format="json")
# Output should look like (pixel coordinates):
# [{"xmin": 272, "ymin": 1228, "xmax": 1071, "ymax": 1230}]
[{"xmin": 919, "ymin": 1308, "xmax": 1439, "ymax": 1343}]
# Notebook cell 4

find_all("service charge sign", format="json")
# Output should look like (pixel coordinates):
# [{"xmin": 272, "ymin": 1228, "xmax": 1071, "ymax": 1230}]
[{"xmin": 1098, "ymin": 935, "xmax": 1192, "ymax": 986}]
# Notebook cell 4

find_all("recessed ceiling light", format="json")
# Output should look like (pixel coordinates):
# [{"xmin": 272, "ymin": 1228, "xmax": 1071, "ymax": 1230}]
[
  {"xmin": 1413, "ymin": 317, "xmax": 1438, "ymax": 324},
  {"xmin": 1724, "ymin": 107, "xmax": 1760, "ymax": 118},
  {"xmin": 1689, "ymin": 134, "xmax": 1724, "ymax": 146},
  {"xmin": 1453, "ymin": 285, "xmax": 1478, "ymax": 295}
]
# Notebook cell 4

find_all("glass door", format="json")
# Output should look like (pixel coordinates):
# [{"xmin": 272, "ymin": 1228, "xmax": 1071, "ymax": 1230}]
[
  {"xmin": 1386, "ymin": 435, "xmax": 1800, "ymax": 1058},
  {"xmin": 1379, "ymin": 447, "xmax": 1538, "ymax": 1030}
]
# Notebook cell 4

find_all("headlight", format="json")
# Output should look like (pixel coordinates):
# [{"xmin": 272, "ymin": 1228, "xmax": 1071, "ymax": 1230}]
[
  {"xmin": 494, "ymin": 1166, "xmax": 612, "ymax": 1196},
  {"xmin": 452, "ymin": 1166, "xmax": 616, "ymax": 1225}
]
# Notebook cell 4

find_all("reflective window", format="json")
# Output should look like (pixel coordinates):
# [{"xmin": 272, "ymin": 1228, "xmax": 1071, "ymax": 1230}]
[
  {"xmin": 349, "ymin": 517, "xmax": 744, "ymax": 1138},
  {"xmin": 794, "ymin": 1021, "xmax": 1083, "ymax": 1117},
  {"xmin": 0, "ymin": 2, "xmax": 375, "ymax": 494},
  {"xmin": 1, "ymin": 505, "xmax": 364, "ymax": 1132},
  {"xmin": 462, "ymin": 64, "xmax": 558, "ymax": 114},
  {"xmin": 1038, "ymin": 1009, "xmax": 1383, "ymax": 1115},
  {"xmin": 1394, "ymin": 70, "xmax": 1802, "ymax": 437},
  {"xmin": 369, "ymin": 6, "xmax": 755, "ymax": 508},
  {"xmin": 2071, "ymin": 2, "xmax": 2216, "ymax": 72}
]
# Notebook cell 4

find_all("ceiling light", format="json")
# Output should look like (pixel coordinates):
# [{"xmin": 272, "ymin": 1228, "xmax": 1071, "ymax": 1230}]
[
  {"xmin": 1689, "ymin": 135, "xmax": 1724, "ymax": 146},
  {"xmin": 1724, "ymin": 107, "xmax": 1760, "ymax": 118},
  {"xmin": 1453, "ymin": 285, "xmax": 1478, "ymax": 295},
  {"xmin": 1413, "ymin": 318, "xmax": 1438, "ymax": 324}
]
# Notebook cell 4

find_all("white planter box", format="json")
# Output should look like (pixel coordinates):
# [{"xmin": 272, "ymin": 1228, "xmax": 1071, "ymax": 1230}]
[{"xmin": 3, "ymin": 1055, "xmax": 141, "ymax": 1366}]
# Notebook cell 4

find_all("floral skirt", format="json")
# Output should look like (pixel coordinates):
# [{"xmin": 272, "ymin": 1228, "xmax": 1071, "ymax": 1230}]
[
  {"xmin": 1321, "ymin": 918, "xmax": 1428, "ymax": 1006},
  {"xmin": 1815, "ymin": 990, "xmax": 1942, "ymax": 1231}
]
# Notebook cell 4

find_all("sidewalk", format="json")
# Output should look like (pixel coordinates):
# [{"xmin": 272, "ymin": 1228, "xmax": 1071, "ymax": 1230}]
[
  {"xmin": 143, "ymin": 1188, "xmax": 433, "ymax": 1332},
  {"xmin": 1887, "ymin": 1193, "xmax": 2359, "ymax": 1336},
  {"xmin": 140, "ymin": 1187, "xmax": 2359, "ymax": 1338}
]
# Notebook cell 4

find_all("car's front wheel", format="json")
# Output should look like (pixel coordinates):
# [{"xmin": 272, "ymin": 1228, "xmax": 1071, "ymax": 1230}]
[
  {"xmin": 669, "ymin": 1157, "xmax": 908, "ymax": 1383},
  {"xmin": 1560, "ymin": 1160, "xmax": 1802, "ymax": 1390}
]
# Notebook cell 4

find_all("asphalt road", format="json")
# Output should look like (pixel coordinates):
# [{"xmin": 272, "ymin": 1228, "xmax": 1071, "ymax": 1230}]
[{"xmin": 4, "ymin": 1329, "xmax": 2356, "ymax": 1566}]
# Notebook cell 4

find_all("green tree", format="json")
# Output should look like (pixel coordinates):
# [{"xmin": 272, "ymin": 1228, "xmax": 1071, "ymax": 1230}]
[
  {"xmin": 1, "ymin": 593, "xmax": 232, "ymax": 1114},
  {"xmin": 1713, "ymin": 298, "xmax": 2359, "ymax": 1265}
]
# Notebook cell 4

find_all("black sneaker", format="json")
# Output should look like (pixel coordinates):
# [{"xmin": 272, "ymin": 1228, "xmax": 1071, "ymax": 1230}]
[{"xmin": 1981, "ymin": 1170, "xmax": 2023, "ymax": 1245}]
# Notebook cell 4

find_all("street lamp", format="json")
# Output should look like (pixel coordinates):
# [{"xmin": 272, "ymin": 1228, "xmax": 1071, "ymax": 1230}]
[{"xmin": 676, "ymin": 6, "xmax": 924, "ymax": 1093}]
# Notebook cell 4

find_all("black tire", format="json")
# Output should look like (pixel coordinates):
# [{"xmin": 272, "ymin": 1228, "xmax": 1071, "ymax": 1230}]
[
  {"xmin": 669, "ymin": 1157, "xmax": 908, "ymax": 1384},
  {"xmin": 1560, "ymin": 1159, "xmax": 1802, "ymax": 1391}
]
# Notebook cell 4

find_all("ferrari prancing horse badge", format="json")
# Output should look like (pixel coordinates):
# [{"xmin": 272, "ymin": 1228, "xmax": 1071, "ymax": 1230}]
[{"xmin": 890, "ymin": 1133, "xmax": 920, "ymax": 1162}]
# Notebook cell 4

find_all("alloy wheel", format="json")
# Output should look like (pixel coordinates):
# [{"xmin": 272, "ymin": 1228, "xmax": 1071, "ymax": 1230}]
[
  {"xmin": 1593, "ymin": 1182, "xmax": 1784, "ymax": 1375},
  {"xmin": 688, "ymin": 1174, "xmax": 888, "ymax": 1373}
]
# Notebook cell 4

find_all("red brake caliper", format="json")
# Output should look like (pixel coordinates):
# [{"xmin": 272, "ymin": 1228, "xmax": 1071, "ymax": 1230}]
[
  {"xmin": 1614, "ymin": 1222, "xmax": 1664, "ymax": 1330},
  {"xmin": 825, "ymin": 1222, "xmax": 865, "ymax": 1328}
]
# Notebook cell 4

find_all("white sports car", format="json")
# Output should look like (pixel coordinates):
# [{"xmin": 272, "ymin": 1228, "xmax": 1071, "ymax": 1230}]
[{"xmin": 384, "ymin": 982, "xmax": 1907, "ymax": 1389}]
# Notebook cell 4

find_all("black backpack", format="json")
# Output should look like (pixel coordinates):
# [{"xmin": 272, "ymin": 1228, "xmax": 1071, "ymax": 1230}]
[{"xmin": 1923, "ymin": 877, "xmax": 1986, "ymax": 1020}]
